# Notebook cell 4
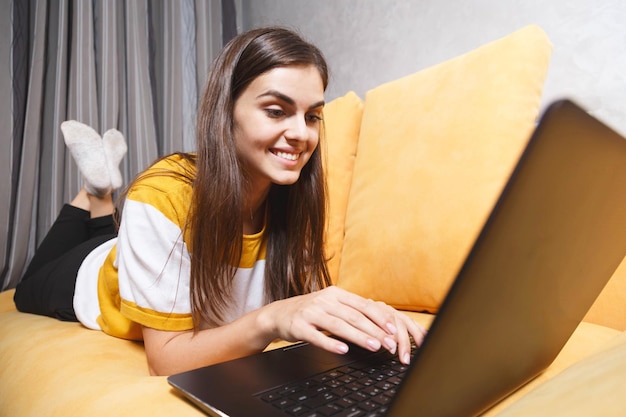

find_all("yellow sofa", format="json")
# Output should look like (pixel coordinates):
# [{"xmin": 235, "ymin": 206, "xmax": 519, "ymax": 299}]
[{"xmin": 2, "ymin": 25, "xmax": 625, "ymax": 416}]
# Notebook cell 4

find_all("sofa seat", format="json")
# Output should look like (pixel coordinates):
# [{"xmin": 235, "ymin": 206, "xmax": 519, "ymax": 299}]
[{"xmin": 0, "ymin": 289, "xmax": 622, "ymax": 416}]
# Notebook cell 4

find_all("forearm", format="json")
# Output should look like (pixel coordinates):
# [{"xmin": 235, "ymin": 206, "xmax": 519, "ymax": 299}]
[{"xmin": 143, "ymin": 308, "xmax": 276, "ymax": 376}]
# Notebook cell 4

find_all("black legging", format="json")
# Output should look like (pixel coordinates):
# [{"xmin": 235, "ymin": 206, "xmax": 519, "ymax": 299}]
[{"xmin": 14, "ymin": 204, "xmax": 116, "ymax": 321}]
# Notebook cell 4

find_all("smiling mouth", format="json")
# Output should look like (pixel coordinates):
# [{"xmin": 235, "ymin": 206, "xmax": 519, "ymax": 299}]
[{"xmin": 272, "ymin": 150, "xmax": 300, "ymax": 161}]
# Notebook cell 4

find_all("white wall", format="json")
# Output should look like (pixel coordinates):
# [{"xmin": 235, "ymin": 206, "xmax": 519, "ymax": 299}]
[{"xmin": 241, "ymin": 0, "xmax": 626, "ymax": 135}]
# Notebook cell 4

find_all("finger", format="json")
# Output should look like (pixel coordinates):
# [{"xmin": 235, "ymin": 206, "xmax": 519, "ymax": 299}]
[
  {"xmin": 394, "ymin": 316, "xmax": 413, "ymax": 365},
  {"xmin": 395, "ymin": 315, "xmax": 427, "ymax": 365},
  {"xmin": 326, "ymin": 301, "xmax": 391, "ymax": 345},
  {"xmin": 312, "ymin": 307, "xmax": 386, "ymax": 352},
  {"xmin": 298, "ymin": 324, "xmax": 351, "ymax": 355},
  {"xmin": 334, "ymin": 290, "xmax": 398, "ymax": 337}
]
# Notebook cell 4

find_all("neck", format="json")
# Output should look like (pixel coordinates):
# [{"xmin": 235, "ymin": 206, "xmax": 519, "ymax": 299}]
[
  {"xmin": 243, "ymin": 202, "xmax": 265, "ymax": 235},
  {"xmin": 242, "ymin": 185, "xmax": 269, "ymax": 235}
]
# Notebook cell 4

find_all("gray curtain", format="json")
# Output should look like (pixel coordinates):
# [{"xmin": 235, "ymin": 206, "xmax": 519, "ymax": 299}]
[{"xmin": 1, "ymin": 0, "xmax": 237, "ymax": 291}]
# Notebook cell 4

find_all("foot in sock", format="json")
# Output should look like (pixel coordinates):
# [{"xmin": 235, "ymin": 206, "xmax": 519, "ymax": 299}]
[
  {"xmin": 61, "ymin": 121, "xmax": 110, "ymax": 197},
  {"xmin": 61, "ymin": 121, "xmax": 127, "ymax": 197},
  {"xmin": 102, "ymin": 129, "xmax": 127, "ymax": 191}
]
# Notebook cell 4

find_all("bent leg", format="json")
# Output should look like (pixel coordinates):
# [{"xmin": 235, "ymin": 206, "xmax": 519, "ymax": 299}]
[
  {"xmin": 15, "ymin": 196, "xmax": 116, "ymax": 321},
  {"xmin": 20, "ymin": 204, "xmax": 91, "ymax": 279},
  {"xmin": 14, "ymin": 233, "xmax": 116, "ymax": 321}
]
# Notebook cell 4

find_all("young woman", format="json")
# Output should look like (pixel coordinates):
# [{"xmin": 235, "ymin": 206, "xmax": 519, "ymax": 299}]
[{"xmin": 14, "ymin": 27, "xmax": 425, "ymax": 376}]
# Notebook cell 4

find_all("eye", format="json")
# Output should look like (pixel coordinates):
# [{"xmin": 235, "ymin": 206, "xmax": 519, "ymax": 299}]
[
  {"xmin": 306, "ymin": 113, "xmax": 323, "ymax": 124},
  {"xmin": 265, "ymin": 108, "xmax": 285, "ymax": 118}
]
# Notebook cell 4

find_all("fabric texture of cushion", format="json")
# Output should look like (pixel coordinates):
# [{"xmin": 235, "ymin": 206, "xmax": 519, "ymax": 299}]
[
  {"xmin": 336, "ymin": 25, "xmax": 553, "ymax": 312},
  {"xmin": 0, "ymin": 299, "xmax": 204, "ymax": 416}
]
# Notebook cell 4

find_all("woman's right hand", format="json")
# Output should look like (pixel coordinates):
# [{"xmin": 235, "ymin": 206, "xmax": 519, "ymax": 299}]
[{"xmin": 257, "ymin": 286, "xmax": 426, "ymax": 365}]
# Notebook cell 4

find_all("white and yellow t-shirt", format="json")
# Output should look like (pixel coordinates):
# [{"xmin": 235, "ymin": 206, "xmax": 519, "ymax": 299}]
[{"xmin": 73, "ymin": 154, "xmax": 267, "ymax": 340}]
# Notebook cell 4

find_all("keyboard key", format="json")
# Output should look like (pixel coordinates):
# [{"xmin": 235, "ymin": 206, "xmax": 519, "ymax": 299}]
[
  {"xmin": 306, "ymin": 393, "xmax": 337, "ymax": 409},
  {"xmin": 348, "ymin": 391, "xmax": 369, "ymax": 403},
  {"xmin": 318, "ymin": 403, "xmax": 342, "ymax": 416},
  {"xmin": 344, "ymin": 382, "xmax": 364, "ymax": 392},
  {"xmin": 261, "ymin": 392, "xmax": 281, "ymax": 402},
  {"xmin": 358, "ymin": 400, "xmax": 379, "ymax": 411},
  {"xmin": 331, "ymin": 387, "xmax": 351, "ymax": 397},
  {"xmin": 286, "ymin": 404, "xmax": 312, "ymax": 416},
  {"xmin": 371, "ymin": 393, "xmax": 392, "ymax": 406},
  {"xmin": 333, "ymin": 396, "xmax": 356, "ymax": 408},
  {"xmin": 333, "ymin": 407, "xmax": 366, "ymax": 417},
  {"xmin": 275, "ymin": 397, "xmax": 296, "ymax": 409},
  {"xmin": 375, "ymin": 381, "xmax": 395, "ymax": 391}
]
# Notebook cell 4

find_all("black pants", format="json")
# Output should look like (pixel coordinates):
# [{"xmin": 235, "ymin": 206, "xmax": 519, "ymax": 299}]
[{"xmin": 14, "ymin": 204, "xmax": 116, "ymax": 321}]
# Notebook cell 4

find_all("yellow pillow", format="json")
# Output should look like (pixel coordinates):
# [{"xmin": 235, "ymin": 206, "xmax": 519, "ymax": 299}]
[
  {"xmin": 337, "ymin": 25, "xmax": 553, "ymax": 312},
  {"xmin": 321, "ymin": 91, "xmax": 364, "ymax": 283}
]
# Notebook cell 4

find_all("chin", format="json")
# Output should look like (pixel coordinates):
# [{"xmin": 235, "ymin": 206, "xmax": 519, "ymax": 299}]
[{"xmin": 272, "ymin": 173, "xmax": 302, "ymax": 186}]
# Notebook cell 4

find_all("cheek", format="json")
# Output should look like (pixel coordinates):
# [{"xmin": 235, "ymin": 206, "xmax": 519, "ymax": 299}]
[
  {"xmin": 308, "ymin": 127, "xmax": 321, "ymax": 148},
  {"xmin": 310, "ymin": 134, "xmax": 320, "ymax": 153},
  {"xmin": 303, "ymin": 139, "xmax": 320, "ymax": 165},
  {"xmin": 234, "ymin": 124, "xmax": 266, "ymax": 150},
  {"xmin": 232, "ymin": 108, "xmax": 268, "ymax": 148}
]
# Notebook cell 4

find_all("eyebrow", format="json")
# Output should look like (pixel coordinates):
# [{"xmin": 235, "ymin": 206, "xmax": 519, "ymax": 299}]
[{"xmin": 257, "ymin": 90, "xmax": 325, "ymax": 110}]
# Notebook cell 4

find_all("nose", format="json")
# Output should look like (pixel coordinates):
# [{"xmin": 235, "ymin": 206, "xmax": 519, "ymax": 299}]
[{"xmin": 284, "ymin": 115, "xmax": 308, "ymax": 141}]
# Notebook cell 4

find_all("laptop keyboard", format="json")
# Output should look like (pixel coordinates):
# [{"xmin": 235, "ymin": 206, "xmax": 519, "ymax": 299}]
[{"xmin": 257, "ymin": 343, "xmax": 416, "ymax": 416}]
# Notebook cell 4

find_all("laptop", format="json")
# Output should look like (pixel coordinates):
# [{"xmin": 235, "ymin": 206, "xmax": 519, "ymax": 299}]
[{"xmin": 168, "ymin": 99, "xmax": 626, "ymax": 417}]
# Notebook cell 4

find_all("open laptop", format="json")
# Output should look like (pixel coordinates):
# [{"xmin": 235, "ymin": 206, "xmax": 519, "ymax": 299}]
[{"xmin": 168, "ymin": 100, "xmax": 626, "ymax": 417}]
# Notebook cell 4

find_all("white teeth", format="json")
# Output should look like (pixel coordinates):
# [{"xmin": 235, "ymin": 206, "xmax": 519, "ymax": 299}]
[{"xmin": 275, "ymin": 151, "xmax": 299, "ymax": 161}]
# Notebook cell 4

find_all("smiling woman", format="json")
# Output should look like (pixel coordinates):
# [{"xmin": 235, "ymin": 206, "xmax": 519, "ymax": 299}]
[{"xmin": 13, "ymin": 26, "xmax": 425, "ymax": 377}]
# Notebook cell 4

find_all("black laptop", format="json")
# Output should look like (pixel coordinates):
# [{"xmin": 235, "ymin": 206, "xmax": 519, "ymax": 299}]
[{"xmin": 168, "ymin": 100, "xmax": 626, "ymax": 417}]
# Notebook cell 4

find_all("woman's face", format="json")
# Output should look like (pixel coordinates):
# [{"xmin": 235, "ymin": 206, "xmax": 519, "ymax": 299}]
[{"xmin": 232, "ymin": 65, "xmax": 325, "ymax": 193}]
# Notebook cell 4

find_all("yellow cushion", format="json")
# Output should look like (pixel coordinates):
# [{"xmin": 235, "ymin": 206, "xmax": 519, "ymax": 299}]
[
  {"xmin": 0, "ymin": 288, "xmax": 16, "ymax": 313},
  {"xmin": 496, "ymin": 330, "xmax": 626, "ymax": 417},
  {"xmin": 336, "ymin": 25, "xmax": 553, "ymax": 312},
  {"xmin": 0, "ymin": 303, "xmax": 204, "ymax": 416},
  {"xmin": 322, "ymin": 91, "xmax": 363, "ymax": 283},
  {"xmin": 584, "ymin": 255, "xmax": 626, "ymax": 331}
]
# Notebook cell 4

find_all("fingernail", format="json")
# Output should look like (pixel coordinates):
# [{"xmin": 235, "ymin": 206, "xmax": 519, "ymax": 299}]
[
  {"xmin": 337, "ymin": 344, "xmax": 349, "ymax": 354},
  {"xmin": 402, "ymin": 353, "xmax": 411, "ymax": 365},
  {"xmin": 367, "ymin": 339, "xmax": 381, "ymax": 351},
  {"xmin": 384, "ymin": 337, "xmax": 397, "ymax": 354},
  {"xmin": 386, "ymin": 322, "xmax": 398, "ymax": 335}
]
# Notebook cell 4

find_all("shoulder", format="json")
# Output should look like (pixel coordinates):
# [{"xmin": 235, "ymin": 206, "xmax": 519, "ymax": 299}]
[
  {"xmin": 125, "ymin": 153, "xmax": 196, "ymax": 226},
  {"xmin": 134, "ymin": 153, "xmax": 196, "ymax": 185},
  {"xmin": 128, "ymin": 153, "xmax": 195, "ymax": 200}
]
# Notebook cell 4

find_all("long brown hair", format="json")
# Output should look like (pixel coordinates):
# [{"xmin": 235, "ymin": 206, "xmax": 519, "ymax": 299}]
[{"xmin": 190, "ymin": 27, "xmax": 332, "ymax": 327}]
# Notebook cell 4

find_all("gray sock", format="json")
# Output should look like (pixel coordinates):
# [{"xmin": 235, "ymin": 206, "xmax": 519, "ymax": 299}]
[
  {"xmin": 61, "ymin": 121, "xmax": 111, "ymax": 197},
  {"xmin": 102, "ymin": 128, "xmax": 127, "ymax": 191}
]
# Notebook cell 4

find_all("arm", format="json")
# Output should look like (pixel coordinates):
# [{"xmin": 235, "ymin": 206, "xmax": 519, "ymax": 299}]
[
  {"xmin": 142, "ymin": 307, "xmax": 273, "ymax": 376},
  {"xmin": 143, "ymin": 286, "xmax": 426, "ymax": 376}
]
